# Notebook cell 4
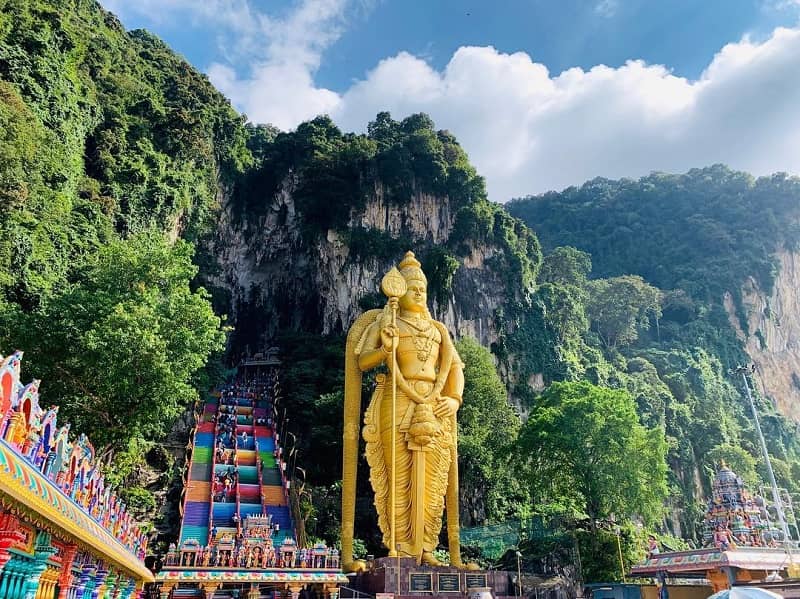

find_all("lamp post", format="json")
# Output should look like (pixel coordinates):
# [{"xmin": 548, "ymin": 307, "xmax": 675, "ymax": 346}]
[
  {"xmin": 613, "ymin": 526, "xmax": 626, "ymax": 583},
  {"xmin": 731, "ymin": 366, "xmax": 793, "ymax": 549},
  {"xmin": 515, "ymin": 550, "xmax": 523, "ymax": 599}
]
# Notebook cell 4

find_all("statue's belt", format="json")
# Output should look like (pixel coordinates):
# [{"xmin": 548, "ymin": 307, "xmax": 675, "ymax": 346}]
[{"xmin": 411, "ymin": 380, "xmax": 434, "ymax": 395}]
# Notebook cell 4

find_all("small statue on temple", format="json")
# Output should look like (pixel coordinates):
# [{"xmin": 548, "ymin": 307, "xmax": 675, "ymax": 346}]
[
  {"xmin": 713, "ymin": 524, "xmax": 736, "ymax": 551},
  {"xmin": 647, "ymin": 534, "xmax": 660, "ymax": 559}
]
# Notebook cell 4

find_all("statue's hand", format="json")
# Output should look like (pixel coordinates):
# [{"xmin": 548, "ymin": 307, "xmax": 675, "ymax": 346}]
[
  {"xmin": 433, "ymin": 396, "xmax": 460, "ymax": 418},
  {"xmin": 380, "ymin": 324, "xmax": 399, "ymax": 354}
]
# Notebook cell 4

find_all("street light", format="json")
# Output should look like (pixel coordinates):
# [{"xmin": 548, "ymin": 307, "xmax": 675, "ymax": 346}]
[
  {"xmin": 731, "ymin": 366, "xmax": 793, "ymax": 545},
  {"xmin": 613, "ymin": 525, "xmax": 626, "ymax": 584},
  {"xmin": 515, "ymin": 551, "xmax": 523, "ymax": 599}
]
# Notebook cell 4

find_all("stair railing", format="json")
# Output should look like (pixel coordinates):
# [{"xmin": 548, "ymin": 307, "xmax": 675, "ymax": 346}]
[
  {"xmin": 208, "ymin": 407, "xmax": 219, "ymax": 543},
  {"xmin": 178, "ymin": 397, "xmax": 203, "ymax": 544},
  {"xmin": 233, "ymin": 404, "xmax": 241, "ymax": 532}
]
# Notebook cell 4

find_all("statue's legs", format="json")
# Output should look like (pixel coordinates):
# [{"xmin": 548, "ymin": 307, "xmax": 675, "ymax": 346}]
[
  {"xmin": 421, "ymin": 430, "xmax": 451, "ymax": 553},
  {"xmin": 369, "ymin": 390, "xmax": 454, "ymax": 560},
  {"xmin": 379, "ymin": 392, "xmax": 413, "ymax": 555}
]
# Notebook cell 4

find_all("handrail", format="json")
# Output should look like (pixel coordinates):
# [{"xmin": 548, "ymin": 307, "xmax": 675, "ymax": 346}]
[
  {"xmin": 178, "ymin": 403, "xmax": 201, "ymax": 544},
  {"xmin": 233, "ymin": 408, "xmax": 240, "ymax": 531},
  {"xmin": 208, "ymin": 402, "xmax": 219, "ymax": 540},
  {"xmin": 254, "ymin": 435, "xmax": 266, "ymax": 516},
  {"xmin": 339, "ymin": 587, "xmax": 375, "ymax": 599}
]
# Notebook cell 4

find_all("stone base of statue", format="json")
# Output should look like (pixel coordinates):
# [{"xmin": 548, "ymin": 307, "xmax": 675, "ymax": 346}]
[{"xmin": 352, "ymin": 557, "xmax": 515, "ymax": 598}]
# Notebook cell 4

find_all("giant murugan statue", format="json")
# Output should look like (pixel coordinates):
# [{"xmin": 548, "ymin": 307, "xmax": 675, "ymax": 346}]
[{"xmin": 341, "ymin": 251, "xmax": 476, "ymax": 571}]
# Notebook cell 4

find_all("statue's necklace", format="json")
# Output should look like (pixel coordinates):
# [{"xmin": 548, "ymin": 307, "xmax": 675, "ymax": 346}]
[{"xmin": 398, "ymin": 315, "xmax": 436, "ymax": 362}]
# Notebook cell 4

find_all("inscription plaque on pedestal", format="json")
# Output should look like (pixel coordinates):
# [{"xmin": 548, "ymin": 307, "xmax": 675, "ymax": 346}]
[
  {"xmin": 465, "ymin": 574, "xmax": 488, "ymax": 589},
  {"xmin": 409, "ymin": 573, "xmax": 434, "ymax": 593},
  {"xmin": 437, "ymin": 573, "xmax": 461, "ymax": 593}
]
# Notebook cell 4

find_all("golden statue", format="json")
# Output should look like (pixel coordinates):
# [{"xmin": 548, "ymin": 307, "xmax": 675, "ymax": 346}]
[{"xmin": 341, "ymin": 251, "xmax": 476, "ymax": 570}]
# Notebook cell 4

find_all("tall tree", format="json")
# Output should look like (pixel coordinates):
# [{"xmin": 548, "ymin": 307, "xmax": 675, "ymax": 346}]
[
  {"xmin": 517, "ymin": 381, "xmax": 668, "ymax": 525},
  {"xmin": 586, "ymin": 275, "xmax": 662, "ymax": 349},
  {"xmin": 539, "ymin": 246, "xmax": 592, "ymax": 288},
  {"xmin": 1, "ymin": 232, "xmax": 225, "ymax": 449},
  {"xmin": 456, "ymin": 337, "xmax": 526, "ymax": 524}
]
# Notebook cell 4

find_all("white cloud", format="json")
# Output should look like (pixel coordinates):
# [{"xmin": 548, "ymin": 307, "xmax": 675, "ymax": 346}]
[
  {"xmin": 208, "ymin": 0, "xmax": 346, "ymax": 129},
  {"xmin": 99, "ymin": 0, "xmax": 348, "ymax": 129},
  {"xmin": 214, "ymin": 21, "xmax": 800, "ymax": 200},
  {"xmin": 594, "ymin": 0, "xmax": 619, "ymax": 18},
  {"xmin": 100, "ymin": 0, "xmax": 800, "ymax": 200},
  {"xmin": 329, "ymin": 27, "xmax": 800, "ymax": 200}
]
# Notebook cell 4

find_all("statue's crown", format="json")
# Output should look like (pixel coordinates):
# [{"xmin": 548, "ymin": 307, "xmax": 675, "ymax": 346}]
[{"xmin": 398, "ymin": 251, "xmax": 427, "ymax": 283}]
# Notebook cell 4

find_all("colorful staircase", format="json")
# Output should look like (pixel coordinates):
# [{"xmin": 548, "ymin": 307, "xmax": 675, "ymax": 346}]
[
  {"xmin": 178, "ymin": 380, "xmax": 295, "ymax": 549},
  {"xmin": 178, "ymin": 400, "xmax": 217, "ymax": 545}
]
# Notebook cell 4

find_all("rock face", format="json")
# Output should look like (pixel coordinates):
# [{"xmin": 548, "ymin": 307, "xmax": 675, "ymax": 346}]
[
  {"xmin": 206, "ymin": 179, "xmax": 511, "ymax": 355},
  {"xmin": 725, "ymin": 247, "xmax": 800, "ymax": 422}
]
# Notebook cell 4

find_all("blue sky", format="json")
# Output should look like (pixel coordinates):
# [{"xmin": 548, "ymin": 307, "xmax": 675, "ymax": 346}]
[
  {"xmin": 104, "ymin": 1, "xmax": 796, "ymax": 89},
  {"xmin": 101, "ymin": 0, "xmax": 800, "ymax": 200},
  {"xmin": 315, "ymin": 0, "xmax": 793, "ymax": 88}
]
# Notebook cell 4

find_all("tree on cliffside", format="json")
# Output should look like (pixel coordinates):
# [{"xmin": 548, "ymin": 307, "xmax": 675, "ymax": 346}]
[
  {"xmin": 456, "ymin": 337, "xmax": 526, "ymax": 524},
  {"xmin": 517, "ymin": 381, "xmax": 668, "ymax": 525},
  {"xmin": 586, "ymin": 275, "xmax": 662, "ymax": 349},
  {"xmin": 1, "ymin": 232, "xmax": 225, "ymax": 449}
]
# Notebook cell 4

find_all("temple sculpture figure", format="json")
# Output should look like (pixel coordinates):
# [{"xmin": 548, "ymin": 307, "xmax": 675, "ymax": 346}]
[{"xmin": 341, "ymin": 251, "xmax": 476, "ymax": 571}]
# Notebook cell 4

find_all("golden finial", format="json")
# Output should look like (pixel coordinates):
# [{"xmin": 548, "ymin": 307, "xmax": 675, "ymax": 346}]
[{"xmin": 381, "ymin": 267, "xmax": 407, "ymax": 299}]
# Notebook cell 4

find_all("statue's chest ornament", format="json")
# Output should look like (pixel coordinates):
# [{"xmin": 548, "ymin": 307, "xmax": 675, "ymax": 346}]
[{"xmin": 399, "ymin": 316, "xmax": 437, "ymax": 362}]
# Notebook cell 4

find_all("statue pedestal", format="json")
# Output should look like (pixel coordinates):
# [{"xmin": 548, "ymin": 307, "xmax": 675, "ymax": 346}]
[{"xmin": 355, "ymin": 557, "xmax": 515, "ymax": 598}]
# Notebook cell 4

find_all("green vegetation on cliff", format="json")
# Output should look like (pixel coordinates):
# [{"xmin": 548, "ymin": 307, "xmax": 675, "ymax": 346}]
[
  {"xmin": 0, "ymin": 0, "xmax": 238, "ymax": 462},
  {"xmin": 507, "ymin": 167, "xmax": 800, "ymax": 542}
]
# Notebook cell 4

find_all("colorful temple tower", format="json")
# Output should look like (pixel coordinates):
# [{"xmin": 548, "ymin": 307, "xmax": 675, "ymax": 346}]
[
  {"xmin": 0, "ymin": 351, "xmax": 153, "ymax": 599},
  {"xmin": 155, "ymin": 365, "xmax": 346, "ymax": 599},
  {"xmin": 701, "ymin": 463, "xmax": 786, "ymax": 550},
  {"xmin": 632, "ymin": 463, "xmax": 797, "ymax": 592}
]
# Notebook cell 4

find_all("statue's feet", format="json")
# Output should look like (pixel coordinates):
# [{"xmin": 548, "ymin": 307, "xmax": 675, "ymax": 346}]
[
  {"xmin": 421, "ymin": 552, "xmax": 444, "ymax": 567},
  {"xmin": 452, "ymin": 560, "xmax": 481, "ymax": 571},
  {"xmin": 343, "ymin": 560, "xmax": 368, "ymax": 573}
]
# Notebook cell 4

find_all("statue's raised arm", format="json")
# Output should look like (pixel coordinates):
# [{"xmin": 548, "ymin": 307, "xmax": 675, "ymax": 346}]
[{"xmin": 341, "ymin": 251, "xmax": 476, "ymax": 571}]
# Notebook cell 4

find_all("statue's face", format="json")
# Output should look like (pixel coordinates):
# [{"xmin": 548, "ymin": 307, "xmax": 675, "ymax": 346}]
[{"xmin": 399, "ymin": 277, "xmax": 427, "ymax": 313}]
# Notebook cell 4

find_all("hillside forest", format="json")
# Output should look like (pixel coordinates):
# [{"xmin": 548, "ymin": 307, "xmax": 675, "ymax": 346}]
[{"xmin": 3, "ymin": 0, "xmax": 800, "ymax": 580}]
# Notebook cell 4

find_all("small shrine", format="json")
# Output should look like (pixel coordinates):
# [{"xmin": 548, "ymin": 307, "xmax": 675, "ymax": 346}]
[
  {"xmin": 632, "ymin": 463, "xmax": 797, "ymax": 592},
  {"xmin": 0, "ymin": 351, "xmax": 153, "ymax": 599}
]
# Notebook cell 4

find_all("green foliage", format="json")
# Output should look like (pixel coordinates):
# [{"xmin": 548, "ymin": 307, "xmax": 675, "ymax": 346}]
[
  {"xmin": 518, "ymin": 381, "xmax": 669, "ymax": 525},
  {"xmin": 273, "ymin": 332, "xmax": 346, "ymax": 485},
  {"xmin": 422, "ymin": 247, "xmax": 460, "ymax": 307},
  {"xmin": 0, "ymin": 232, "xmax": 226, "ymax": 447},
  {"xmin": 120, "ymin": 486, "xmax": 157, "ymax": 518},
  {"xmin": 0, "ymin": 0, "xmax": 243, "ymax": 471},
  {"xmin": 705, "ymin": 444, "xmax": 758, "ymax": 487},
  {"xmin": 451, "ymin": 201, "xmax": 541, "ymax": 294},
  {"xmin": 576, "ymin": 524, "xmax": 645, "ymax": 583},
  {"xmin": 103, "ymin": 436, "xmax": 153, "ymax": 488},
  {"xmin": 456, "ymin": 337, "xmax": 526, "ymax": 524},
  {"xmin": 586, "ymin": 275, "xmax": 662, "ymax": 349},
  {"xmin": 234, "ymin": 111, "xmax": 489, "ymax": 240},
  {"xmin": 539, "ymin": 246, "xmax": 592, "ymax": 288},
  {"xmin": 508, "ymin": 166, "xmax": 796, "ymax": 306},
  {"xmin": 506, "ymin": 167, "xmax": 800, "ymax": 541},
  {"xmin": 0, "ymin": 0, "xmax": 249, "ymax": 250}
]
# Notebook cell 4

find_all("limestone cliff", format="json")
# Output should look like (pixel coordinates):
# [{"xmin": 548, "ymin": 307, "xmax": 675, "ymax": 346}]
[
  {"xmin": 205, "ymin": 177, "xmax": 514, "ymax": 356},
  {"xmin": 725, "ymin": 247, "xmax": 800, "ymax": 422}
]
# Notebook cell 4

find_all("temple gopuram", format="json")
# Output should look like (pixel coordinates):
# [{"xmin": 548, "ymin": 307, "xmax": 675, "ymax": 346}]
[
  {"xmin": 0, "ymin": 351, "xmax": 153, "ymax": 598},
  {"xmin": 155, "ymin": 366, "xmax": 347, "ymax": 599},
  {"xmin": 632, "ymin": 463, "xmax": 799, "ymax": 592}
]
